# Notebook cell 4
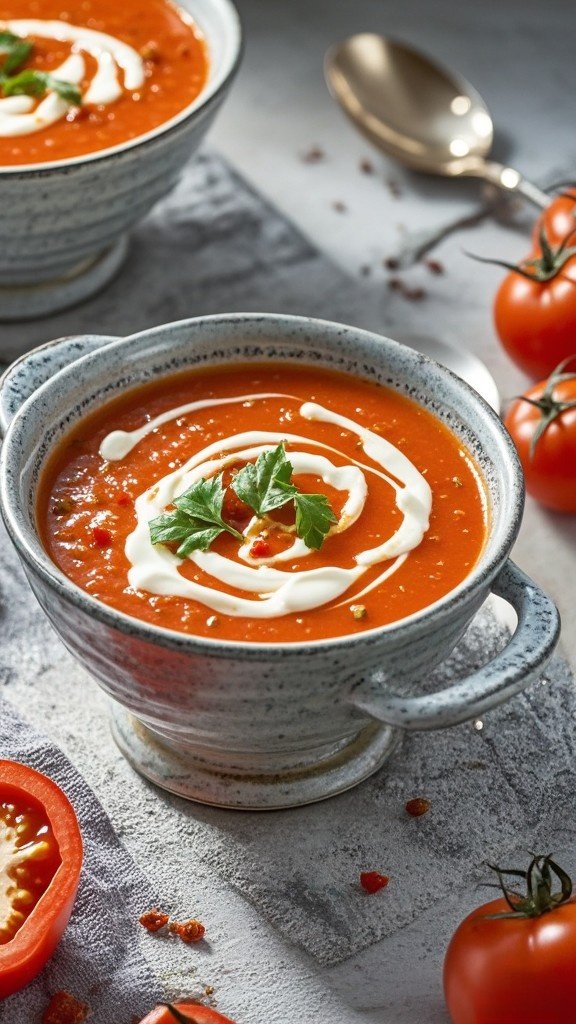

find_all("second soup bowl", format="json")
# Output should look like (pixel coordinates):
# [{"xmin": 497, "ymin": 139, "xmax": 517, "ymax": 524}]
[{"xmin": 0, "ymin": 315, "xmax": 560, "ymax": 808}]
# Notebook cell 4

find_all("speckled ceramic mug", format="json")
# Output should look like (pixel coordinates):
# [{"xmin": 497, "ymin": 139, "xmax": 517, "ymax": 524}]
[
  {"xmin": 0, "ymin": 0, "xmax": 242, "ymax": 321},
  {"xmin": 0, "ymin": 315, "xmax": 560, "ymax": 809}
]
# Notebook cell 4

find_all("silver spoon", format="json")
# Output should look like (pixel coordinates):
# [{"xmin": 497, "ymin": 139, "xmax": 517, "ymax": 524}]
[{"xmin": 325, "ymin": 34, "xmax": 549, "ymax": 208}]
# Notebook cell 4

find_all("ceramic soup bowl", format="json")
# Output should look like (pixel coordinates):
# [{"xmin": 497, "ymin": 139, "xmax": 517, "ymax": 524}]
[
  {"xmin": 0, "ymin": 0, "xmax": 242, "ymax": 321},
  {"xmin": 0, "ymin": 315, "xmax": 560, "ymax": 809}
]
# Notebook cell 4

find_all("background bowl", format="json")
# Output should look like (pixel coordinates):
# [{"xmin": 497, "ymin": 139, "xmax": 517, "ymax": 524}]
[
  {"xmin": 0, "ymin": 0, "xmax": 242, "ymax": 321},
  {"xmin": 0, "ymin": 315, "xmax": 560, "ymax": 808}
]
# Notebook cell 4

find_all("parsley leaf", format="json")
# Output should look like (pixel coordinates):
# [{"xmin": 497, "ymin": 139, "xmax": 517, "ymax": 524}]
[
  {"xmin": 232, "ymin": 443, "xmax": 337, "ymax": 550},
  {"xmin": 149, "ymin": 475, "xmax": 243, "ymax": 557},
  {"xmin": 293, "ymin": 491, "xmax": 338, "ymax": 550},
  {"xmin": 231, "ymin": 443, "xmax": 294, "ymax": 515},
  {"xmin": 0, "ymin": 31, "xmax": 32, "ymax": 76},
  {"xmin": 2, "ymin": 69, "xmax": 82, "ymax": 106}
]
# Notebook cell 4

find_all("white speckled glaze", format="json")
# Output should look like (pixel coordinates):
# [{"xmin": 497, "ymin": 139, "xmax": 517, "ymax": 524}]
[
  {"xmin": 0, "ymin": 0, "xmax": 242, "ymax": 320},
  {"xmin": 0, "ymin": 315, "xmax": 560, "ymax": 808}
]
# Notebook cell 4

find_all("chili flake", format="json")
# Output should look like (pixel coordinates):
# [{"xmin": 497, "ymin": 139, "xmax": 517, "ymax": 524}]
[
  {"xmin": 405, "ymin": 797, "xmax": 430, "ymax": 817},
  {"xmin": 139, "ymin": 908, "xmax": 169, "ymax": 932},
  {"xmin": 360, "ymin": 871, "xmax": 389, "ymax": 894},
  {"xmin": 42, "ymin": 991, "xmax": 90, "ymax": 1024},
  {"xmin": 249, "ymin": 538, "xmax": 271, "ymax": 559},
  {"xmin": 169, "ymin": 918, "xmax": 206, "ymax": 943},
  {"xmin": 92, "ymin": 525, "xmax": 112, "ymax": 548}
]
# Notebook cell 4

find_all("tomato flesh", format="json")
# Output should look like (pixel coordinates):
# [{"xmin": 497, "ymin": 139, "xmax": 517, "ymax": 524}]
[{"xmin": 0, "ymin": 790, "xmax": 61, "ymax": 945}]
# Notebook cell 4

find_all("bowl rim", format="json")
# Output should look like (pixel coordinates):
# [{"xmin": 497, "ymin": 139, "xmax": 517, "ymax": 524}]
[
  {"xmin": 0, "ymin": 0, "xmax": 243, "ymax": 176},
  {"xmin": 0, "ymin": 312, "xmax": 525, "ymax": 659}
]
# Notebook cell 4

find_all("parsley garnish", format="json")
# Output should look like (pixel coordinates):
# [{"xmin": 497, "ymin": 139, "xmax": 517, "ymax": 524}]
[
  {"xmin": 149, "ymin": 444, "xmax": 337, "ymax": 557},
  {"xmin": 149, "ymin": 474, "xmax": 244, "ymax": 556},
  {"xmin": 232, "ymin": 444, "xmax": 337, "ymax": 550},
  {"xmin": 0, "ymin": 31, "xmax": 32, "ymax": 76},
  {"xmin": 0, "ymin": 31, "xmax": 82, "ymax": 107}
]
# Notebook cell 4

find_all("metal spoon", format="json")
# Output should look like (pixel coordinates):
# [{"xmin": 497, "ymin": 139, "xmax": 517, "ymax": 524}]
[{"xmin": 325, "ymin": 34, "xmax": 549, "ymax": 208}]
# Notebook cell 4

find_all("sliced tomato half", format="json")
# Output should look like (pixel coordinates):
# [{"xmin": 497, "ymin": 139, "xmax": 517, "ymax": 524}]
[{"xmin": 0, "ymin": 760, "xmax": 83, "ymax": 997}]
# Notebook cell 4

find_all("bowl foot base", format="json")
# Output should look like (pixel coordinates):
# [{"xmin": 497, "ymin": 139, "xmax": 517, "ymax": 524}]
[
  {"xmin": 0, "ymin": 235, "xmax": 128, "ymax": 321},
  {"xmin": 110, "ymin": 707, "xmax": 401, "ymax": 810}
]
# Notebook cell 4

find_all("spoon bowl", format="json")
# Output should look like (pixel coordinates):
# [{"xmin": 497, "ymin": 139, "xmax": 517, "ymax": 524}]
[{"xmin": 325, "ymin": 34, "xmax": 548, "ymax": 208}]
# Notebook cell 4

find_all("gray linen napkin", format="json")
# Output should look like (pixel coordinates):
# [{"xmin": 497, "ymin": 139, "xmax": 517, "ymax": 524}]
[
  {"xmin": 0, "ymin": 151, "xmax": 574, "ymax": 976},
  {"xmin": 0, "ymin": 699, "xmax": 162, "ymax": 1023}
]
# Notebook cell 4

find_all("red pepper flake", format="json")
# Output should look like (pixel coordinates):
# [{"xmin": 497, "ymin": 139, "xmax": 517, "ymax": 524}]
[
  {"xmin": 92, "ymin": 525, "xmax": 112, "ymax": 547},
  {"xmin": 249, "ymin": 538, "xmax": 271, "ymax": 559},
  {"xmin": 360, "ymin": 158, "xmax": 375, "ymax": 174},
  {"xmin": 42, "ymin": 991, "xmax": 90, "ymax": 1024},
  {"xmin": 117, "ymin": 493, "xmax": 133, "ymax": 507},
  {"xmin": 383, "ymin": 256, "xmax": 400, "ymax": 271},
  {"xmin": 301, "ymin": 146, "xmax": 325, "ymax": 163},
  {"xmin": 425, "ymin": 258, "xmax": 445, "ymax": 276},
  {"xmin": 405, "ymin": 797, "xmax": 430, "ymax": 817},
  {"xmin": 139, "ymin": 908, "xmax": 170, "ymax": 932},
  {"xmin": 169, "ymin": 918, "xmax": 206, "ymax": 944},
  {"xmin": 360, "ymin": 871, "xmax": 390, "ymax": 894}
]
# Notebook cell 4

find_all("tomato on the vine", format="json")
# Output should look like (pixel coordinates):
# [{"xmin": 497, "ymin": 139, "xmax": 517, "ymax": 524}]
[
  {"xmin": 533, "ymin": 187, "xmax": 576, "ymax": 249},
  {"xmin": 490, "ymin": 226, "xmax": 576, "ymax": 379},
  {"xmin": 444, "ymin": 855, "xmax": 576, "ymax": 1024},
  {"xmin": 504, "ymin": 358, "xmax": 576, "ymax": 512}
]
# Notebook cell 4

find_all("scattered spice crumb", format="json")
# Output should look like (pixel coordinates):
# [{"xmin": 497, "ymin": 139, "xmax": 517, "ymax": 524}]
[
  {"xmin": 204, "ymin": 986, "xmax": 215, "ymax": 997},
  {"xmin": 383, "ymin": 256, "xmax": 400, "ymax": 271},
  {"xmin": 139, "ymin": 908, "xmax": 170, "ymax": 933},
  {"xmin": 405, "ymin": 797, "xmax": 430, "ymax": 817},
  {"xmin": 300, "ymin": 145, "xmax": 325, "ymax": 163},
  {"xmin": 360, "ymin": 871, "xmax": 390, "ymax": 894},
  {"xmin": 42, "ymin": 991, "xmax": 90, "ymax": 1024},
  {"xmin": 360, "ymin": 158, "xmax": 374, "ymax": 174},
  {"xmin": 425, "ymin": 258, "xmax": 445, "ymax": 276},
  {"xmin": 169, "ymin": 918, "xmax": 206, "ymax": 944},
  {"xmin": 52, "ymin": 497, "xmax": 75, "ymax": 515},
  {"xmin": 452, "ymin": 476, "xmax": 463, "ymax": 487},
  {"xmin": 387, "ymin": 277, "xmax": 426, "ymax": 301},
  {"xmin": 206, "ymin": 615, "xmax": 220, "ymax": 628},
  {"xmin": 350, "ymin": 603, "xmax": 367, "ymax": 620},
  {"xmin": 332, "ymin": 200, "xmax": 347, "ymax": 213}
]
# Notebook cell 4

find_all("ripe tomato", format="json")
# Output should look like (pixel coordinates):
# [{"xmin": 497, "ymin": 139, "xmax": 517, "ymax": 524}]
[
  {"xmin": 504, "ymin": 362, "xmax": 576, "ymax": 512},
  {"xmin": 444, "ymin": 855, "xmax": 576, "ymax": 1024},
  {"xmin": 138, "ymin": 1002, "xmax": 238, "ymax": 1024},
  {"xmin": 533, "ymin": 187, "xmax": 576, "ymax": 249},
  {"xmin": 494, "ymin": 253, "xmax": 576, "ymax": 379}
]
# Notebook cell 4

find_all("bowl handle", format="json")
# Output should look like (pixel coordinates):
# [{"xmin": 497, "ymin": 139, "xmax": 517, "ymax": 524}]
[
  {"xmin": 0, "ymin": 334, "xmax": 118, "ymax": 437},
  {"xmin": 348, "ymin": 560, "xmax": 560, "ymax": 731}
]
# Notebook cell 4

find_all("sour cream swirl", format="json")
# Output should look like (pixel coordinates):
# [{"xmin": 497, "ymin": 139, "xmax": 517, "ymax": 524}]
[
  {"xmin": 100, "ymin": 394, "xmax": 432, "ymax": 618},
  {"xmin": 0, "ymin": 20, "xmax": 145, "ymax": 137}
]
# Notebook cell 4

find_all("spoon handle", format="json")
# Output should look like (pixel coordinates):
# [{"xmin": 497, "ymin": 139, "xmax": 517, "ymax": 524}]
[{"xmin": 475, "ymin": 160, "xmax": 550, "ymax": 209}]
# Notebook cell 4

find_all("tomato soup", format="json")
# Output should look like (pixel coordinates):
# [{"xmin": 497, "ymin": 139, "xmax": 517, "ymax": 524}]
[
  {"xmin": 0, "ymin": 1, "xmax": 208, "ymax": 166},
  {"xmin": 38, "ymin": 363, "xmax": 488, "ymax": 644}
]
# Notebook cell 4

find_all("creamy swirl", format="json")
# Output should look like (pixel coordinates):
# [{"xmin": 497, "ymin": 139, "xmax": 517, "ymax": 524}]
[
  {"xmin": 99, "ymin": 394, "xmax": 432, "ymax": 618},
  {"xmin": 0, "ymin": 20, "xmax": 144, "ymax": 137}
]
